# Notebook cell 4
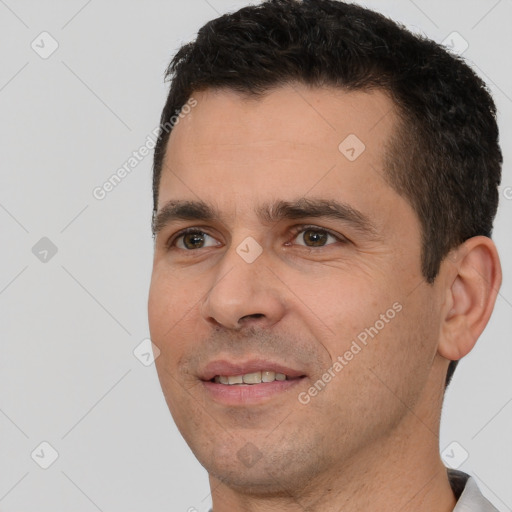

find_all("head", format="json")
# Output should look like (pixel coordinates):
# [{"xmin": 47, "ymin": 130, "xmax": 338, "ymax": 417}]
[{"xmin": 148, "ymin": 0, "xmax": 501, "ymax": 500}]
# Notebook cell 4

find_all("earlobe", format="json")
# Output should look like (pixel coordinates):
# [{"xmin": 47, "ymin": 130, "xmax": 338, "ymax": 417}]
[{"xmin": 438, "ymin": 236, "xmax": 502, "ymax": 362}]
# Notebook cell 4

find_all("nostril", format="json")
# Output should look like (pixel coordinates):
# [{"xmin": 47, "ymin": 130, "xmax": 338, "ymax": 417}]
[{"xmin": 241, "ymin": 314, "xmax": 265, "ymax": 321}]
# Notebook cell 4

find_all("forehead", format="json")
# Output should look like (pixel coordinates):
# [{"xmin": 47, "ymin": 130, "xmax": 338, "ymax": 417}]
[
  {"xmin": 166, "ymin": 83, "xmax": 395, "ymax": 167},
  {"xmin": 159, "ymin": 84, "xmax": 407, "ymax": 231}
]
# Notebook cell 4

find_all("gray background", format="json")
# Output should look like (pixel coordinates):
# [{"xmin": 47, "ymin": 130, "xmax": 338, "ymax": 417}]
[{"xmin": 0, "ymin": 0, "xmax": 511, "ymax": 510}]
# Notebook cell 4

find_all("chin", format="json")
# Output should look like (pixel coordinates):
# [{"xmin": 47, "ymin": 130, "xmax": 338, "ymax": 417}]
[
  {"xmin": 207, "ymin": 461, "xmax": 302, "ymax": 497},
  {"xmin": 196, "ymin": 436, "xmax": 323, "ymax": 497}
]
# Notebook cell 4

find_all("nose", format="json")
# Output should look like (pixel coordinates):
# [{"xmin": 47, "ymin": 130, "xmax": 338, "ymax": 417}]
[{"xmin": 200, "ymin": 247, "xmax": 287, "ymax": 331}]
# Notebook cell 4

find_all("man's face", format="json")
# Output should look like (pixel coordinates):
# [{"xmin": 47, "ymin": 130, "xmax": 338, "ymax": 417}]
[{"xmin": 148, "ymin": 84, "xmax": 447, "ymax": 492}]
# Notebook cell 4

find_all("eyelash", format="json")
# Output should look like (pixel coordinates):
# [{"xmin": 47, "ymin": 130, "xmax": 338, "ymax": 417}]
[{"xmin": 166, "ymin": 225, "xmax": 347, "ymax": 250}]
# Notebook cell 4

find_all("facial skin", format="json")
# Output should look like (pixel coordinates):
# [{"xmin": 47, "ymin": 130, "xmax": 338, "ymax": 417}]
[{"xmin": 148, "ymin": 84, "xmax": 501, "ymax": 511}]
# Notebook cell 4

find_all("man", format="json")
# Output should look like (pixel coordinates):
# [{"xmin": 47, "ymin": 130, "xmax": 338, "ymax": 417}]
[{"xmin": 148, "ymin": 0, "xmax": 502, "ymax": 510}]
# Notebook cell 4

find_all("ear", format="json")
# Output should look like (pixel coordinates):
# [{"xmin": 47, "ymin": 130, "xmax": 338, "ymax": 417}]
[{"xmin": 438, "ymin": 236, "xmax": 502, "ymax": 361}]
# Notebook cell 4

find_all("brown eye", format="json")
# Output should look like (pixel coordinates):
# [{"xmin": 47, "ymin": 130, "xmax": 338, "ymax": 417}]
[
  {"xmin": 302, "ymin": 229, "xmax": 329, "ymax": 246},
  {"xmin": 182, "ymin": 232, "xmax": 206, "ymax": 249},
  {"xmin": 171, "ymin": 230, "xmax": 219, "ymax": 250},
  {"xmin": 292, "ymin": 228, "xmax": 338, "ymax": 247}
]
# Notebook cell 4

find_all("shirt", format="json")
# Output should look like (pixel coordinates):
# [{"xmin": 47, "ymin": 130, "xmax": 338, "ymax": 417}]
[
  {"xmin": 207, "ymin": 469, "xmax": 498, "ymax": 511},
  {"xmin": 450, "ymin": 469, "xmax": 499, "ymax": 511}
]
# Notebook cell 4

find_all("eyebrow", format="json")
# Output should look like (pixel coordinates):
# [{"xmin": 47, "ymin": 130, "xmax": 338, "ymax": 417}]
[{"xmin": 152, "ymin": 197, "xmax": 379, "ymax": 238}]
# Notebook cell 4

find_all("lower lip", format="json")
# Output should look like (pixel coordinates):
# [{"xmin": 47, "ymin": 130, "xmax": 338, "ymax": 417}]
[{"xmin": 202, "ymin": 378, "xmax": 304, "ymax": 406}]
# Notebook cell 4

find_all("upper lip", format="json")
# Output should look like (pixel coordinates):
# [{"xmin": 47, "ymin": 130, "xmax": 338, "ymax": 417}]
[{"xmin": 199, "ymin": 359, "xmax": 306, "ymax": 381}]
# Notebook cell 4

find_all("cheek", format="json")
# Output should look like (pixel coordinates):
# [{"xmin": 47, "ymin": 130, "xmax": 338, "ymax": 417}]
[
  {"xmin": 358, "ymin": 289, "xmax": 439, "ymax": 404},
  {"xmin": 303, "ymin": 268, "xmax": 434, "ymax": 388},
  {"xmin": 148, "ymin": 270, "xmax": 190, "ymax": 386},
  {"xmin": 312, "ymin": 296, "xmax": 437, "ymax": 438},
  {"xmin": 293, "ymin": 271, "xmax": 393, "ymax": 355},
  {"xmin": 147, "ymin": 272, "xmax": 171, "ymax": 340},
  {"xmin": 148, "ymin": 265, "xmax": 208, "ymax": 377},
  {"xmin": 148, "ymin": 273, "xmax": 189, "ymax": 417},
  {"xmin": 148, "ymin": 264, "xmax": 200, "ymax": 338}
]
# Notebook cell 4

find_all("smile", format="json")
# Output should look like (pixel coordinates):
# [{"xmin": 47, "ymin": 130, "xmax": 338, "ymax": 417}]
[
  {"xmin": 213, "ymin": 371, "xmax": 288, "ymax": 385},
  {"xmin": 200, "ymin": 360, "xmax": 306, "ymax": 405}
]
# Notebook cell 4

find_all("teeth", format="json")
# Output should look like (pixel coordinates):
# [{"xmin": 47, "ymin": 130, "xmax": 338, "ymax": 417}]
[
  {"xmin": 243, "ymin": 371, "xmax": 262, "ymax": 384},
  {"xmin": 214, "ymin": 370, "xmax": 289, "ymax": 385},
  {"xmin": 261, "ymin": 370, "xmax": 275, "ymax": 382}
]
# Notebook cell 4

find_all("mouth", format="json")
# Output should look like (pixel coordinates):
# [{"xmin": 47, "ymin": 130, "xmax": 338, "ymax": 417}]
[
  {"xmin": 212, "ymin": 370, "xmax": 290, "ymax": 385},
  {"xmin": 200, "ymin": 360, "xmax": 307, "ymax": 405}
]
